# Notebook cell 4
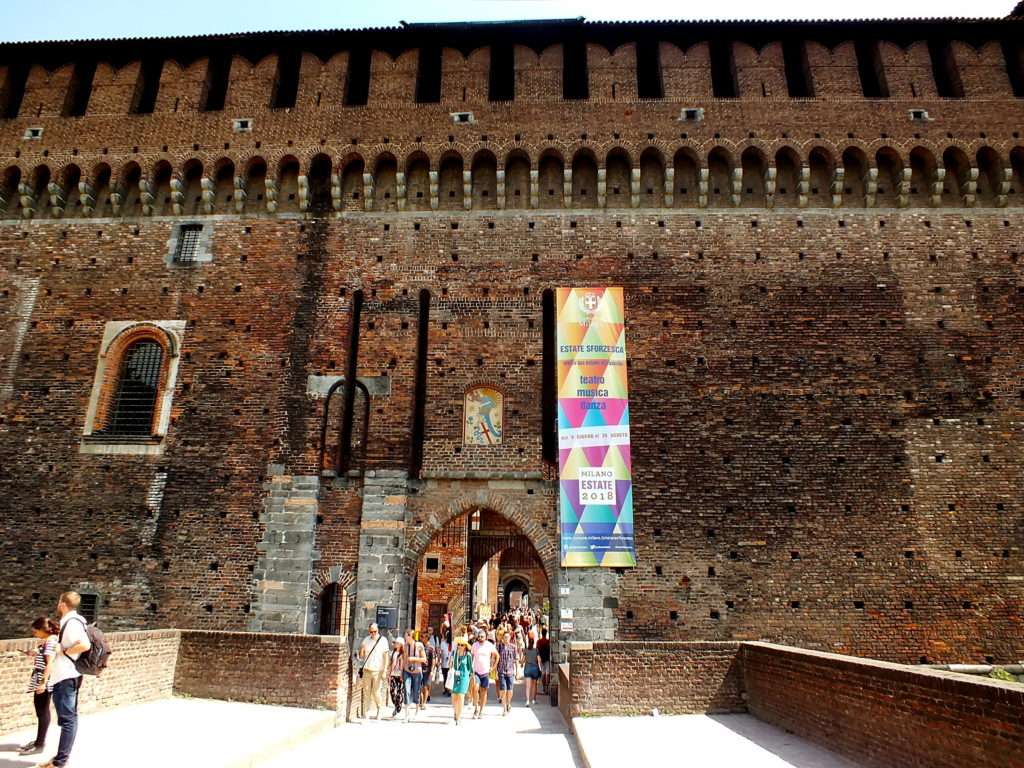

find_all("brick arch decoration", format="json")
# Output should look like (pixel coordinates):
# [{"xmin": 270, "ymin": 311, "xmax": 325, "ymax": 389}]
[
  {"xmin": 403, "ymin": 490, "xmax": 559, "ymax": 586},
  {"xmin": 309, "ymin": 566, "xmax": 357, "ymax": 599}
]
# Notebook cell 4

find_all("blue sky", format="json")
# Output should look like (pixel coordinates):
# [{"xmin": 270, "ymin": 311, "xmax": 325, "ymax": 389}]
[{"xmin": 0, "ymin": 0, "xmax": 1015, "ymax": 42}]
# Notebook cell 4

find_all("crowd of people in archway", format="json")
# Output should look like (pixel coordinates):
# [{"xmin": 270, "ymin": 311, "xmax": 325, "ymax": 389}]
[{"xmin": 354, "ymin": 608, "xmax": 551, "ymax": 725}]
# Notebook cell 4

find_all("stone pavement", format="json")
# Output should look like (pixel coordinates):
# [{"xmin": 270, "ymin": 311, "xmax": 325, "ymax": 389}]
[
  {"xmin": 263, "ymin": 685, "xmax": 585, "ymax": 768},
  {"xmin": 0, "ymin": 697, "xmax": 334, "ymax": 768},
  {"xmin": 573, "ymin": 714, "xmax": 864, "ymax": 768}
]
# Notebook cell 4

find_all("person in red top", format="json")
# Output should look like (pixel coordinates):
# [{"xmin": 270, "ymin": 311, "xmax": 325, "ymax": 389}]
[{"xmin": 536, "ymin": 628, "xmax": 551, "ymax": 695}]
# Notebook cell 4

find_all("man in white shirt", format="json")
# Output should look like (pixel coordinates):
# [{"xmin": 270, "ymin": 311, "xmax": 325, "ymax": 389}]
[
  {"xmin": 40, "ymin": 591, "xmax": 91, "ymax": 768},
  {"xmin": 357, "ymin": 623, "xmax": 389, "ymax": 720}
]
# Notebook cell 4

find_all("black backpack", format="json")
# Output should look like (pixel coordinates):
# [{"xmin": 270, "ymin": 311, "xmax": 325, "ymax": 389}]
[{"xmin": 59, "ymin": 617, "xmax": 112, "ymax": 676}]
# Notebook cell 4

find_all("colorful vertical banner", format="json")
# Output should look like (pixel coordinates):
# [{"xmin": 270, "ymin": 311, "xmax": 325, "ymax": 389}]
[{"xmin": 557, "ymin": 287, "xmax": 636, "ymax": 568}]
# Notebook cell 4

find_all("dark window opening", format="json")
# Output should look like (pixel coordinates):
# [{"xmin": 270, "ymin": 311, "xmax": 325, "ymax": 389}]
[
  {"xmin": 339, "ymin": 290, "xmax": 364, "ymax": 475},
  {"xmin": 0, "ymin": 62, "xmax": 29, "ymax": 119},
  {"xmin": 415, "ymin": 46, "xmax": 442, "ymax": 103},
  {"xmin": 425, "ymin": 556, "xmax": 440, "ymax": 572},
  {"xmin": 174, "ymin": 224, "xmax": 203, "ymax": 263},
  {"xmin": 317, "ymin": 583, "xmax": 344, "ymax": 635},
  {"xmin": 710, "ymin": 40, "xmax": 738, "ymax": 98},
  {"xmin": 929, "ymin": 40, "xmax": 964, "ymax": 98},
  {"xmin": 130, "ymin": 58, "xmax": 163, "ymax": 115},
  {"xmin": 270, "ymin": 50, "xmax": 300, "ymax": 109},
  {"xmin": 201, "ymin": 54, "xmax": 230, "ymax": 112},
  {"xmin": 855, "ymin": 40, "xmax": 889, "ymax": 98},
  {"xmin": 636, "ymin": 39, "xmax": 664, "ymax": 99},
  {"xmin": 541, "ymin": 289, "xmax": 557, "ymax": 463},
  {"xmin": 783, "ymin": 40, "xmax": 814, "ymax": 97},
  {"xmin": 78, "ymin": 593, "xmax": 99, "ymax": 624},
  {"xmin": 562, "ymin": 39, "xmax": 589, "ymax": 100},
  {"xmin": 344, "ymin": 47, "xmax": 371, "ymax": 106},
  {"xmin": 62, "ymin": 60, "xmax": 97, "ymax": 117},
  {"xmin": 489, "ymin": 43, "xmax": 515, "ymax": 101},
  {"xmin": 1003, "ymin": 40, "xmax": 1024, "ymax": 97},
  {"xmin": 409, "ymin": 289, "xmax": 430, "ymax": 478},
  {"xmin": 102, "ymin": 340, "xmax": 164, "ymax": 437}
]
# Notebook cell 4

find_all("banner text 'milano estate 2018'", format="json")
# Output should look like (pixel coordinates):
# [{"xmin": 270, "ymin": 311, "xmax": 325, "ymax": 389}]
[{"xmin": 556, "ymin": 287, "xmax": 636, "ymax": 568}]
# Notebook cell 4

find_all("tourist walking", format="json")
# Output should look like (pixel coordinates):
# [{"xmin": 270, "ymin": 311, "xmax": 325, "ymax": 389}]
[
  {"xmin": 356, "ymin": 622, "xmax": 389, "ymax": 720},
  {"xmin": 496, "ymin": 630, "xmax": 521, "ymax": 715},
  {"xmin": 438, "ymin": 630, "xmax": 452, "ymax": 697},
  {"xmin": 402, "ymin": 629, "xmax": 427, "ymax": 722},
  {"xmin": 449, "ymin": 636, "xmax": 473, "ymax": 725},
  {"xmin": 17, "ymin": 617, "xmax": 59, "ymax": 757},
  {"xmin": 419, "ymin": 632, "xmax": 434, "ymax": 707},
  {"xmin": 39, "ymin": 592, "xmax": 91, "ymax": 768},
  {"xmin": 470, "ymin": 629, "xmax": 498, "ymax": 719},
  {"xmin": 523, "ymin": 634, "xmax": 541, "ymax": 706},
  {"xmin": 388, "ymin": 638, "xmax": 405, "ymax": 718},
  {"xmin": 537, "ymin": 628, "xmax": 551, "ymax": 695}
]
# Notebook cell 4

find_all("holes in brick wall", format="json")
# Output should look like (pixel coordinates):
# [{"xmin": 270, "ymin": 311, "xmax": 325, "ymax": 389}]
[
  {"xmin": 709, "ymin": 610, "xmax": 720, "ymax": 620},
  {"xmin": 707, "ymin": 566, "xmax": 716, "ymax": 576},
  {"xmin": 904, "ymin": 600, "xmax": 914, "ymax": 610}
]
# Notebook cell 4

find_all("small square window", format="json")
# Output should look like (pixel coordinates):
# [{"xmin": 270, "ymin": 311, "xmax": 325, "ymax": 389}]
[
  {"xmin": 79, "ymin": 593, "xmax": 99, "ymax": 623},
  {"xmin": 424, "ymin": 556, "xmax": 440, "ymax": 573},
  {"xmin": 174, "ymin": 224, "xmax": 204, "ymax": 264}
]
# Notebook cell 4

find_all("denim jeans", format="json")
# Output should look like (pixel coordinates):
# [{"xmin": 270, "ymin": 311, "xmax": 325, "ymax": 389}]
[
  {"xmin": 403, "ymin": 670, "xmax": 422, "ymax": 706},
  {"xmin": 52, "ymin": 678, "xmax": 80, "ymax": 767}
]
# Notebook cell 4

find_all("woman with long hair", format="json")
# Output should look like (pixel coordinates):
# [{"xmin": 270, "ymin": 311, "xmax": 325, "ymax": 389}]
[
  {"xmin": 387, "ymin": 637, "xmax": 405, "ymax": 719},
  {"xmin": 17, "ymin": 617, "xmax": 60, "ymax": 756},
  {"xmin": 522, "ymin": 633, "xmax": 541, "ymax": 706}
]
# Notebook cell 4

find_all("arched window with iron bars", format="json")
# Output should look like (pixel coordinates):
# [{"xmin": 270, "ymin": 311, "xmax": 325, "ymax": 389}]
[{"xmin": 99, "ymin": 339, "xmax": 164, "ymax": 437}]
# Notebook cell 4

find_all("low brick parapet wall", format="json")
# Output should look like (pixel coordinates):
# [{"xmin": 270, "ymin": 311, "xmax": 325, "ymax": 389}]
[
  {"xmin": 1, "ymin": 629, "xmax": 350, "ymax": 735},
  {"xmin": 174, "ymin": 631, "xmax": 349, "ymax": 714},
  {"xmin": 1, "ymin": 630, "xmax": 180, "ymax": 734},
  {"xmin": 743, "ymin": 642, "xmax": 1024, "ymax": 768},
  {"xmin": 566, "ymin": 641, "xmax": 746, "ymax": 717}
]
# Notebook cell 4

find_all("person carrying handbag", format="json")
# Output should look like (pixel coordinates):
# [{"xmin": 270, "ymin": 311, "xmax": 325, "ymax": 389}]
[{"xmin": 356, "ymin": 623, "xmax": 388, "ymax": 720}]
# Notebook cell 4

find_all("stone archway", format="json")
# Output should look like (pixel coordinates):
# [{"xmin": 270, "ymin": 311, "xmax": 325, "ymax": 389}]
[{"xmin": 403, "ymin": 490, "xmax": 560, "ymax": 651}]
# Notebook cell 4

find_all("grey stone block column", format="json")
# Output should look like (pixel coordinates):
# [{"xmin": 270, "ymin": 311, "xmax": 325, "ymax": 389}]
[
  {"xmin": 249, "ymin": 473, "xmax": 321, "ymax": 633},
  {"xmin": 554, "ymin": 567, "xmax": 621, "ymax": 662},
  {"xmin": 352, "ymin": 470, "xmax": 410, "ymax": 647}
]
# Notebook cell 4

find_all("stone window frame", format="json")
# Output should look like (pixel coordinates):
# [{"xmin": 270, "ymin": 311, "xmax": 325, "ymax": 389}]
[
  {"xmin": 165, "ymin": 221, "xmax": 214, "ymax": 266},
  {"xmin": 424, "ymin": 553, "xmax": 441, "ymax": 573},
  {"xmin": 80, "ymin": 320, "xmax": 186, "ymax": 456}
]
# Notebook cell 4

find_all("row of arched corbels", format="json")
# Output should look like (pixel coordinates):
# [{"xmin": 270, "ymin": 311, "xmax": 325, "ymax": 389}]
[{"xmin": 3, "ymin": 141, "xmax": 1023, "ymax": 218}]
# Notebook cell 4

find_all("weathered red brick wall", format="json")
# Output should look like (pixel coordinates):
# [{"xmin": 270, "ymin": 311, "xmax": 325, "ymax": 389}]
[
  {"xmin": 743, "ymin": 641, "xmax": 1024, "ymax": 768},
  {"xmin": 0, "ymin": 629, "xmax": 350, "ymax": 734},
  {"xmin": 173, "ymin": 631, "xmax": 350, "ymax": 713},
  {"xmin": 0, "ymin": 629, "xmax": 180, "ymax": 733},
  {"xmin": 1, "ymin": 20, "xmax": 1024, "ymax": 663},
  {"xmin": 567, "ymin": 641, "xmax": 746, "ymax": 716}
]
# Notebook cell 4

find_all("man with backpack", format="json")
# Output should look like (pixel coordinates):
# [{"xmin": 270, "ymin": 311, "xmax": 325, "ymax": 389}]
[{"xmin": 39, "ymin": 592, "xmax": 92, "ymax": 768}]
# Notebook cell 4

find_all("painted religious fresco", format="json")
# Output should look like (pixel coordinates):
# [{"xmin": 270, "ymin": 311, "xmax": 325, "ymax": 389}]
[{"xmin": 463, "ymin": 386, "xmax": 503, "ymax": 445}]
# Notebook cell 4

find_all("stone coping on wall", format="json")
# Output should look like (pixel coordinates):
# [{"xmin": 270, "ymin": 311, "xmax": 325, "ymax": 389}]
[{"xmin": 743, "ymin": 640, "xmax": 1024, "ymax": 697}]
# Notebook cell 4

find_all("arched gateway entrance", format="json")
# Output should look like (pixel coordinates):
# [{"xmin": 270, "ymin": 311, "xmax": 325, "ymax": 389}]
[
  {"xmin": 410, "ymin": 509, "xmax": 551, "ymax": 631},
  {"xmin": 400, "ymin": 492, "xmax": 560, "ymax": 652}
]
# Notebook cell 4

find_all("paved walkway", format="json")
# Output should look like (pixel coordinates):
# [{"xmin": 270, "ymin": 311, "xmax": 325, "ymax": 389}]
[
  {"xmin": 574, "ymin": 714, "xmax": 864, "ymax": 768},
  {"xmin": 0, "ymin": 697, "xmax": 334, "ymax": 768},
  {"xmin": 263, "ymin": 683, "xmax": 585, "ymax": 767}
]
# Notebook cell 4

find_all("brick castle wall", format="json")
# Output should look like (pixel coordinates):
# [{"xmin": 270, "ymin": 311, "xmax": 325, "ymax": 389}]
[
  {"xmin": 1, "ymin": 19, "xmax": 1023, "ymax": 662},
  {"xmin": 743, "ymin": 641, "xmax": 1024, "ymax": 768},
  {"xmin": 567, "ymin": 641, "xmax": 746, "ymax": 716}
]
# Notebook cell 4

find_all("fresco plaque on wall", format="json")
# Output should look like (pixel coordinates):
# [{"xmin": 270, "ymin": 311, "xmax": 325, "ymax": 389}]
[{"xmin": 464, "ymin": 386, "xmax": 503, "ymax": 445}]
